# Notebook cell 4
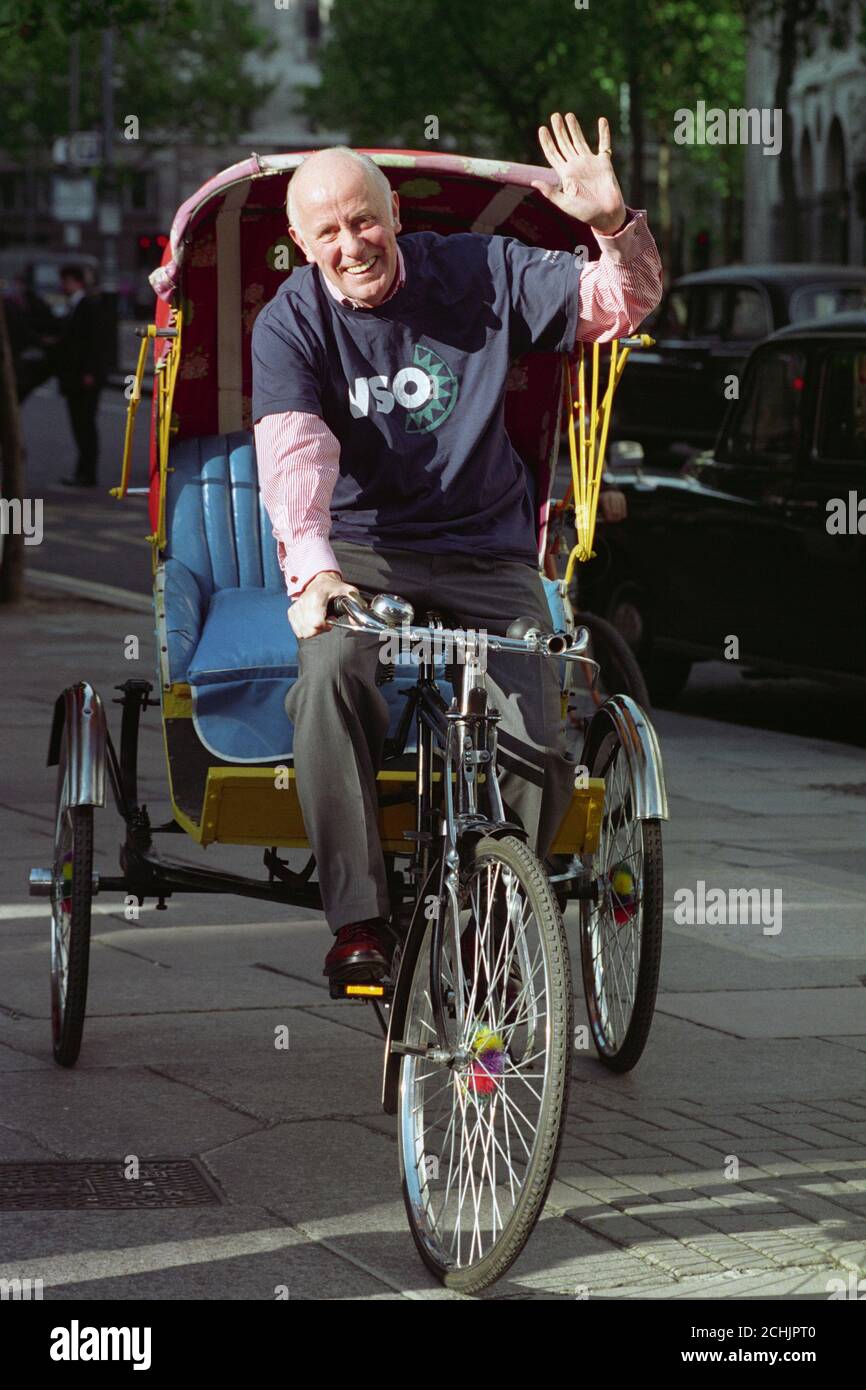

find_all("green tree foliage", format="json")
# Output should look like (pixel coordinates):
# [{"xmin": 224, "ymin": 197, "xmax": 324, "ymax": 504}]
[
  {"xmin": 304, "ymin": 0, "xmax": 746, "ymax": 262},
  {"xmin": 304, "ymin": 0, "xmax": 744, "ymax": 178},
  {"xmin": 9, "ymin": 0, "xmax": 158, "ymax": 30},
  {"xmin": 0, "ymin": 0, "xmax": 274, "ymax": 156},
  {"xmin": 304, "ymin": 0, "xmax": 615, "ymax": 163}
]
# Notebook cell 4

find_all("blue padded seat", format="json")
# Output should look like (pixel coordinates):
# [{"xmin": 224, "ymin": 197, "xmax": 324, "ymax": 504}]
[
  {"xmin": 542, "ymin": 576, "xmax": 567, "ymax": 632},
  {"xmin": 162, "ymin": 433, "xmax": 448, "ymax": 762},
  {"xmin": 189, "ymin": 589, "xmax": 299, "ymax": 686},
  {"xmin": 186, "ymin": 588, "xmax": 299, "ymax": 762},
  {"xmin": 161, "ymin": 433, "xmax": 568, "ymax": 763},
  {"xmin": 185, "ymin": 586, "xmax": 425, "ymax": 762}
]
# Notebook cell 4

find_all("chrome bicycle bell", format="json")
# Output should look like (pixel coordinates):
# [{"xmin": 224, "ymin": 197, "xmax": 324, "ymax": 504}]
[{"xmin": 371, "ymin": 593, "xmax": 415, "ymax": 628}]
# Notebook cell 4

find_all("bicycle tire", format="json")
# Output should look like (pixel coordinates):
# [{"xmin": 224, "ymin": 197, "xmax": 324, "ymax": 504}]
[
  {"xmin": 51, "ymin": 731, "xmax": 93, "ymax": 1067},
  {"xmin": 579, "ymin": 705, "xmax": 663, "ymax": 1072},
  {"xmin": 398, "ymin": 833, "xmax": 572, "ymax": 1293}
]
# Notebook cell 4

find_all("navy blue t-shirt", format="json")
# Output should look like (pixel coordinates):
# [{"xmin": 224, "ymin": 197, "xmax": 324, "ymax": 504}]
[{"xmin": 251, "ymin": 231, "xmax": 581, "ymax": 565}]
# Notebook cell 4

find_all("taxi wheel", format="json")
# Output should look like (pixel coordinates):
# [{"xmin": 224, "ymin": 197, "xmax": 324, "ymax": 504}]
[
  {"xmin": 646, "ymin": 653, "xmax": 692, "ymax": 708},
  {"xmin": 605, "ymin": 585, "xmax": 690, "ymax": 707}
]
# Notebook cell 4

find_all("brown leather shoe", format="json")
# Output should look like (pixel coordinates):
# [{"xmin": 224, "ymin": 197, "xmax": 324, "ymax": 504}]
[{"xmin": 324, "ymin": 919, "xmax": 392, "ymax": 985}]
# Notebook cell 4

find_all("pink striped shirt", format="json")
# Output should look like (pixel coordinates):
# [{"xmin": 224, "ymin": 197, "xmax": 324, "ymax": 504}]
[{"xmin": 255, "ymin": 210, "xmax": 662, "ymax": 597}]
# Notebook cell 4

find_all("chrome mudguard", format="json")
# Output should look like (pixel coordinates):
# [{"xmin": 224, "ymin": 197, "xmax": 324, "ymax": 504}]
[
  {"xmin": 584, "ymin": 693, "xmax": 668, "ymax": 821},
  {"xmin": 48, "ymin": 682, "xmax": 107, "ymax": 808}
]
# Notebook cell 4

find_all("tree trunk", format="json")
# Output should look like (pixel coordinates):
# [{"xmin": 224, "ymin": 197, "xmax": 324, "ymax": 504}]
[
  {"xmin": 627, "ymin": 29, "xmax": 645, "ymax": 209},
  {"xmin": 722, "ymin": 149, "xmax": 738, "ymax": 261},
  {"xmin": 656, "ymin": 136, "xmax": 671, "ymax": 283},
  {"xmin": 0, "ymin": 299, "xmax": 26, "ymax": 605}
]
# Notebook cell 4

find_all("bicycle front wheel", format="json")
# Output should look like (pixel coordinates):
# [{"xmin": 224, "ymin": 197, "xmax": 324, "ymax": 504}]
[{"xmin": 398, "ymin": 834, "xmax": 572, "ymax": 1292}]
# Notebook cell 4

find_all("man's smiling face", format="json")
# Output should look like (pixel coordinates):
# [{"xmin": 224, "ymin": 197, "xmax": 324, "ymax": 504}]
[{"xmin": 288, "ymin": 154, "xmax": 401, "ymax": 308}]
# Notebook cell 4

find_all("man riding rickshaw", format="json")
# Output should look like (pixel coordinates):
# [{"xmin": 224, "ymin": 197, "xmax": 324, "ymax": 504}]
[
  {"xmin": 33, "ymin": 111, "xmax": 667, "ymax": 1290},
  {"xmin": 251, "ymin": 111, "xmax": 663, "ymax": 989}
]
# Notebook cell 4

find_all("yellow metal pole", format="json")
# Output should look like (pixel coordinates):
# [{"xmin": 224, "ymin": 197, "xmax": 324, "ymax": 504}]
[
  {"xmin": 110, "ymin": 326, "xmax": 155, "ymax": 500},
  {"xmin": 560, "ymin": 335, "xmax": 655, "ymax": 583},
  {"xmin": 156, "ymin": 308, "xmax": 183, "ymax": 553}
]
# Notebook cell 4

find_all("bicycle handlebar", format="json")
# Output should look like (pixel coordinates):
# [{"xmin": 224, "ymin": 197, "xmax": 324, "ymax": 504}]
[{"xmin": 326, "ymin": 592, "xmax": 592, "ymax": 662}]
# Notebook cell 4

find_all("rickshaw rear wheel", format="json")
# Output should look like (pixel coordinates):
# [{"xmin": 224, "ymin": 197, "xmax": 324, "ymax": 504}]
[
  {"xmin": 50, "ymin": 730, "xmax": 94, "ymax": 1067},
  {"xmin": 397, "ymin": 834, "xmax": 572, "ymax": 1292},
  {"xmin": 579, "ymin": 706, "xmax": 663, "ymax": 1073},
  {"xmin": 572, "ymin": 609, "xmax": 651, "ymax": 710}
]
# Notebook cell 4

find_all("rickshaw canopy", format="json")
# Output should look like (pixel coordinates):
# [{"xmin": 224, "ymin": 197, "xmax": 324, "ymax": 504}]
[{"xmin": 147, "ymin": 150, "xmax": 599, "ymax": 556}]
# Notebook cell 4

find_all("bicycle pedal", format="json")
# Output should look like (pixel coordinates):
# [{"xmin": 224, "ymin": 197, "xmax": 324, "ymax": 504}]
[{"xmin": 329, "ymin": 980, "xmax": 391, "ymax": 1002}]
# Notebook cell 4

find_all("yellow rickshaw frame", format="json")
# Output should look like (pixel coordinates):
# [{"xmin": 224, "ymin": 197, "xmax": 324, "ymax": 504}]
[
  {"xmin": 558, "ymin": 334, "xmax": 655, "ymax": 586},
  {"xmin": 111, "ymin": 309, "xmax": 183, "ymax": 564}
]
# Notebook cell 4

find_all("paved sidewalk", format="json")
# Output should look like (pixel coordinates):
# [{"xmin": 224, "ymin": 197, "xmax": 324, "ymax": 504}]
[{"xmin": 1, "ymin": 593, "xmax": 865, "ymax": 1299}]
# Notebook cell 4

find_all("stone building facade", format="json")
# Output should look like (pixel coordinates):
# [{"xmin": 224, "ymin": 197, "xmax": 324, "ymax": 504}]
[
  {"xmin": 0, "ymin": 1, "xmax": 343, "ymax": 299},
  {"xmin": 744, "ymin": 10, "xmax": 866, "ymax": 265}
]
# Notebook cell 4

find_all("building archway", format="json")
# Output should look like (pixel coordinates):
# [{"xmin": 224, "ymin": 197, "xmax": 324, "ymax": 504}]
[
  {"xmin": 800, "ymin": 127, "xmax": 811, "ymax": 194},
  {"xmin": 799, "ymin": 128, "xmax": 815, "ymax": 256},
  {"xmin": 822, "ymin": 117, "xmax": 850, "ymax": 262}
]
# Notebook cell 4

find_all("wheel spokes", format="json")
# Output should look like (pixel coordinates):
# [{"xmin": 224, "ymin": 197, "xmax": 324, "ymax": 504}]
[
  {"xmin": 586, "ymin": 733, "xmax": 645, "ymax": 1049},
  {"xmin": 51, "ymin": 804, "xmax": 75, "ymax": 1017},
  {"xmin": 404, "ymin": 855, "xmax": 554, "ymax": 1269}
]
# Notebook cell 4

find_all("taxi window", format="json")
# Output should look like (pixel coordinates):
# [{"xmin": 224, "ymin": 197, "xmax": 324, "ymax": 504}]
[
  {"xmin": 659, "ymin": 288, "xmax": 689, "ymax": 337},
  {"xmin": 729, "ymin": 286, "xmax": 771, "ymax": 341},
  {"xmin": 726, "ymin": 348, "xmax": 807, "ymax": 461},
  {"xmin": 790, "ymin": 283, "xmax": 866, "ymax": 321},
  {"xmin": 690, "ymin": 286, "xmax": 726, "ymax": 339},
  {"xmin": 817, "ymin": 349, "xmax": 866, "ymax": 463}
]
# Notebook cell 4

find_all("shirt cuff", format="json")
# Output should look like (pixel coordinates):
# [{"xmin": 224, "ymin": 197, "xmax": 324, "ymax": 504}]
[
  {"xmin": 282, "ymin": 538, "xmax": 342, "ymax": 598},
  {"xmin": 590, "ymin": 209, "xmax": 649, "ymax": 264}
]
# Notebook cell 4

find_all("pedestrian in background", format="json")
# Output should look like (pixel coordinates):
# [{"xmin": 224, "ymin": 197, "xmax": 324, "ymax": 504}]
[
  {"xmin": 2, "ymin": 272, "xmax": 58, "ymax": 402},
  {"xmin": 56, "ymin": 264, "xmax": 108, "ymax": 488}
]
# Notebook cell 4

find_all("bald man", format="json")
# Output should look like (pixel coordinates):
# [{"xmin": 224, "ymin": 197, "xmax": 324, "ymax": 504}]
[{"xmin": 253, "ymin": 117, "xmax": 662, "ymax": 987}]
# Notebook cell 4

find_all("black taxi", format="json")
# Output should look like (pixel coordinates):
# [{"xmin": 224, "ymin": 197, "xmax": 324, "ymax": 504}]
[{"xmin": 587, "ymin": 313, "xmax": 866, "ymax": 702}]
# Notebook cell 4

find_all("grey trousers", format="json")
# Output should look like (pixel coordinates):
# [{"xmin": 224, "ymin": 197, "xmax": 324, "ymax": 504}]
[{"xmin": 285, "ymin": 541, "xmax": 575, "ymax": 932}]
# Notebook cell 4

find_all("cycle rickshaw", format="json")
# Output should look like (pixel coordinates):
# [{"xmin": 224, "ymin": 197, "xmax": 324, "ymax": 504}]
[{"xmin": 29, "ymin": 150, "xmax": 667, "ymax": 1292}]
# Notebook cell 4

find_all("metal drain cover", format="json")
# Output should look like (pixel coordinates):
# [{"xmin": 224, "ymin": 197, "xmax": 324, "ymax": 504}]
[{"xmin": 0, "ymin": 1160, "xmax": 221, "ymax": 1211}]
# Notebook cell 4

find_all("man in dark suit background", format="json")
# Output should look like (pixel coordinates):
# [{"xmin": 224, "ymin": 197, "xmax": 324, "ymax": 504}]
[
  {"xmin": 2, "ymin": 272, "xmax": 59, "ymax": 402},
  {"xmin": 56, "ymin": 265, "xmax": 108, "ymax": 487}
]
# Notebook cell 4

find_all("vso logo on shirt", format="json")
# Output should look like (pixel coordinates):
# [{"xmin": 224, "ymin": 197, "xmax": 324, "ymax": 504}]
[{"xmin": 348, "ymin": 344, "xmax": 458, "ymax": 432}]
